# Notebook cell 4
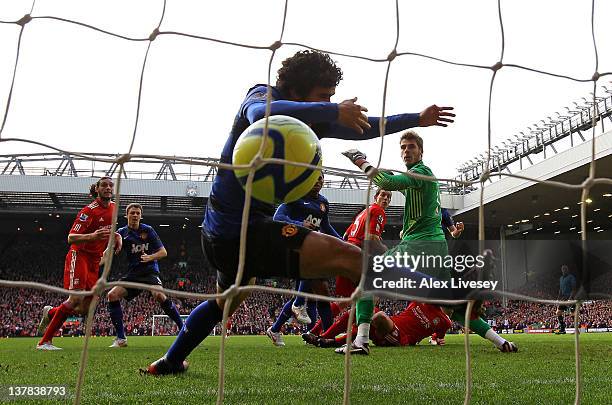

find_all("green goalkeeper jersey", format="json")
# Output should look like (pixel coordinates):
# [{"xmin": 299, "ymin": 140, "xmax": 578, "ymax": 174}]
[{"xmin": 372, "ymin": 160, "xmax": 444, "ymax": 241}]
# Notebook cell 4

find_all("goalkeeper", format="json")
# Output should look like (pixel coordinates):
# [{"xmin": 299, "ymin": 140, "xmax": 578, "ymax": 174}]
[{"xmin": 341, "ymin": 130, "xmax": 517, "ymax": 354}]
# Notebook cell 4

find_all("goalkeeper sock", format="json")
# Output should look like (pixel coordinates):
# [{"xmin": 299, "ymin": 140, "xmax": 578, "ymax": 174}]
[
  {"xmin": 355, "ymin": 323, "xmax": 370, "ymax": 346},
  {"xmin": 355, "ymin": 297, "xmax": 374, "ymax": 345},
  {"xmin": 108, "ymin": 300, "xmax": 126, "ymax": 340},
  {"xmin": 356, "ymin": 297, "xmax": 374, "ymax": 325},
  {"xmin": 485, "ymin": 328, "xmax": 507, "ymax": 349},
  {"xmin": 39, "ymin": 301, "xmax": 73, "ymax": 345},
  {"xmin": 468, "ymin": 317, "xmax": 492, "ymax": 338},
  {"xmin": 161, "ymin": 298, "xmax": 184, "ymax": 330},
  {"xmin": 166, "ymin": 299, "xmax": 223, "ymax": 365},
  {"xmin": 271, "ymin": 299, "xmax": 293, "ymax": 333},
  {"xmin": 451, "ymin": 311, "xmax": 491, "ymax": 339}
]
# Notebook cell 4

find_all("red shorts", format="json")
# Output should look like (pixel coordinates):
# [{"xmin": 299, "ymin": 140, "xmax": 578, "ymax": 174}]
[
  {"xmin": 63, "ymin": 249, "xmax": 100, "ymax": 291},
  {"xmin": 335, "ymin": 276, "xmax": 355, "ymax": 297},
  {"xmin": 371, "ymin": 315, "xmax": 413, "ymax": 347}
]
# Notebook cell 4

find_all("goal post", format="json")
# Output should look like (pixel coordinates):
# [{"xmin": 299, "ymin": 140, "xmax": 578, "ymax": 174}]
[{"xmin": 151, "ymin": 314, "xmax": 190, "ymax": 336}]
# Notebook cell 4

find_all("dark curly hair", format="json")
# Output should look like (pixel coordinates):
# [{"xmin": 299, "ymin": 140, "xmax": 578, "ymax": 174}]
[
  {"xmin": 276, "ymin": 50, "xmax": 343, "ymax": 99},
  {"xmin": 89, "ymin": 176, "xmax": 112, "ymax": 199}
]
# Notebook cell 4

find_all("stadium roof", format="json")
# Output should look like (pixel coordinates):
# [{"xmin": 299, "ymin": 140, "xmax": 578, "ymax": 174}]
[
  {"xmin": 455, "ymin": 130, "xmax": 612, "ymax": 237},
  {"xmin": 1, "ymin": 129, "xmax": 610, "ymax": 232},
  {"xmin": 0, "ymin": 152, "xmax": 461, "ymax": 225}
]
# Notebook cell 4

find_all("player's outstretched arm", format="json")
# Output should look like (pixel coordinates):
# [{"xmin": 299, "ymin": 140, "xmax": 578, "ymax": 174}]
[
  {"xmin": 242, "ymin": 86, "xmax": 341, "ymax": 127},
  {"xmin": 372, "ymin": 171, "xmax": 423, "ymax": 193},
  {"xmin": 418, "ymin": 105, "xmax": 455, "ymax": 127},
  {"xmin": 243, "ymin": 87, "xmax": 454, "ymax": 141},
  {"xmin": 341, "ymin": 149, "xmax": 424, "ymax": 191},
  {"xmin": 320, "ymin": 104, "xmax": 455, "ymax": 141},
  {"xmin": 336, "ymin": 97, "xmax": 371, "ymax": 134}
]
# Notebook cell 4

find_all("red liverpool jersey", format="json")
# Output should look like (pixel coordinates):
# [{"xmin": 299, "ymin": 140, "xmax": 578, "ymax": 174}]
[
  {"xmin": 393, "ymin": 302, "xmax": 452, "ymax": 345},
  {"xmin": 346, "ymin": 203, "xmax": 386, "ymax": 247},
  {"xmin": 69, "ymin": 199, "xmax": 115, "ymax": 256}
]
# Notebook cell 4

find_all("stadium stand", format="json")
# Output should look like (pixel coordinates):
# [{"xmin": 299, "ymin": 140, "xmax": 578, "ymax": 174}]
[{"xmin": 1, "ymin": 232, "xmax": 609, "ymax": 338}]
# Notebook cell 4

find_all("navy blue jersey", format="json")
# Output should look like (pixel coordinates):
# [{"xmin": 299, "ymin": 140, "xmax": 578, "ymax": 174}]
[
  {"xmin": 274, "ymin": 194, "xmax": 341, "ymax": 238},
  {"xmin": 202, "ymin": 84, "xmax": 420, "ymax": 239},
  {"xmin": 117, "ymin": 223, "xmax": 164, "ymax": 275},
  {"xmin": 441, "ymin": 208, "xmax": 454, "ymax": 229}
]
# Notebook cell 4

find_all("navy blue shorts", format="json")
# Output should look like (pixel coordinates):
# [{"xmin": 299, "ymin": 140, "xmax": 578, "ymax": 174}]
[
  {"xmin": 119, "ymin": 272, "xmax": 163, "ymax": 301},
  {"xmin": 202, "ymin": 218, "xmax": 311, "ymax": 290}
]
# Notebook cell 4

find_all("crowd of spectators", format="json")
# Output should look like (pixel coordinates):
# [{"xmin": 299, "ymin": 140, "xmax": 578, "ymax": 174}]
[
  {"xmin": 1, "ymin": 234, "xmax": 610, "ymax": 338},
  {"xmin": 486, "ymin": 299, "xmax": 612, "ymax": 331}
]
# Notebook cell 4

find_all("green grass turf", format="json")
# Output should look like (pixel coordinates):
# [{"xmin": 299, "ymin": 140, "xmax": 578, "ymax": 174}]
[{"xmin": 0, "ymin": 333, "xmax": 611, "ymax": 404}]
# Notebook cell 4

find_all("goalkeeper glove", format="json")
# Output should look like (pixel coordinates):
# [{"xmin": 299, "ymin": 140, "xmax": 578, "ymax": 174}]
[{"xmin": 342, "ymin": 149, "xmax": 377, "ymax": 177}]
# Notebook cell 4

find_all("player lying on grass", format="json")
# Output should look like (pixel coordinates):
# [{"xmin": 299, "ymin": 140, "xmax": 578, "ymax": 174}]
[
  {"xmin": 106, "ymin": 203, "xmax": 183, "ymax": 348},
  {"xmin": 144, "ymin": 50, "xmax": 455, "ymax": 375},
  {"xmin": 37, "ymin": 177, "xmax": 121, "ymax": 350},
  {"xmin": 306, "ymin": 299, "xmax": 515, "ymax": 353},
  {"xmin": 266, "ymin": 174, "xmax": 341, "ymax": 346},
  {"xmin": 341, "ymin": 131, "xmax": 517, "ymax": 355},
  {"xmin": 307, "ymin": 301, "xmax": 453, "ymax": 348}
]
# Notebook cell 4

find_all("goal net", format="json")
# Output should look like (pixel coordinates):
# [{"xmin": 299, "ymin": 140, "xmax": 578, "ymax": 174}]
[
  {"xmin": 151, "ymin": 314, "xmax": 189, "ymax": 337},
  {"xmin": 0, "ymin": 1, "xmax": 611, "ymax": 404}
]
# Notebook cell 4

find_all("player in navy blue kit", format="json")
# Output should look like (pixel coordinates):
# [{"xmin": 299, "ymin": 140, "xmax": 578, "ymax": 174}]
[
  {"xmin": 266, "ymin": 174, "xmax": 341, "ymax": 346},
  {"xmin": 146, "ymin": 50, "xmax": 455, "ymax": 374},
  {"xmin": 107, "ymin": 203, "xmax": 183, "ymax": 347},
  {"xmin": 441, "ymin": 208, "xmax": 464, "ymax": 239}
]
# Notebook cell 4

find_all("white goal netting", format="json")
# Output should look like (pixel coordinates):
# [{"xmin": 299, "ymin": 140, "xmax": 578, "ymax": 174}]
[{"xmin": 1, "ymin": 1, "xmax": 611, "ymax": 404}]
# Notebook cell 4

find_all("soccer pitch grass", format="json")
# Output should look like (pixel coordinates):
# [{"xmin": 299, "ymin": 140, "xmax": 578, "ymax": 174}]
[{"xmin": 1, "ymin": 334, "xmax": 611, "ymax": 404}]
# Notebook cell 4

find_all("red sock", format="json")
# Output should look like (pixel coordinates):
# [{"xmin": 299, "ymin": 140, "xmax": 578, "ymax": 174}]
[
  {"xmin": 330, "ymin": 302, "xmax": 341, "ymax": 317},
  {"xmin": 320, "ymin": 311, "xmax": 351, "ymax": 339},
  {"xmin": 47, "ymin": 306, "xmax": 58, "ymax": 319},
  {"xmin": 39, "ymin": 302, "xmax": 73, "ymax": 345},
  {"xmin": 309, "ymin": 319, "xmax": 323, "ymax": 336}
]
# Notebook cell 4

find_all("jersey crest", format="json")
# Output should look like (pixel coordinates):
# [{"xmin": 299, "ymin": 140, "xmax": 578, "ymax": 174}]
[
  {"xmin": 251, "ymin": 91, "xmax": 270, "ymax": 101},
  {"xmin": 79, "ymin": 213, "xmax": 88, "ymax": 222},
  {"xmin": 281, "ymin": 224, "xmax": 298, "ymax": 237},
  {"xmin": 140, "ymin": 232, "xmax": 148, "ymax": 240}
]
